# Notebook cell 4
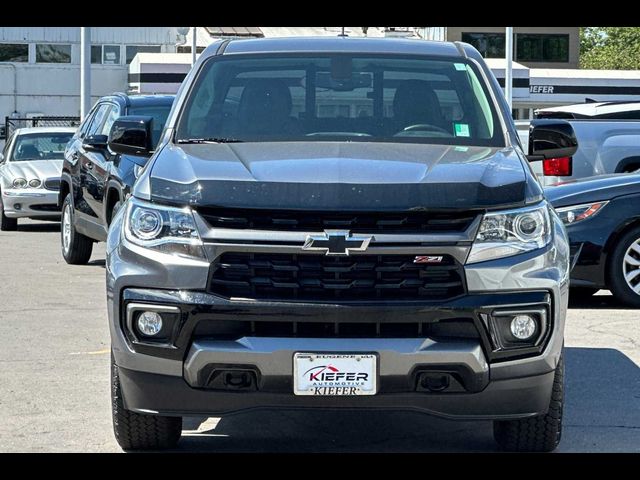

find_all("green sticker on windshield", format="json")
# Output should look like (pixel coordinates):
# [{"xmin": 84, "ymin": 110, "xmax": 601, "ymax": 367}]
[
  {"xmin": 454, "ymin": 63, "xmax": 467, "ymax": 71},
  {"xmin": 454, "ymin": 123, "xmax": 470, "ymax": 137}
]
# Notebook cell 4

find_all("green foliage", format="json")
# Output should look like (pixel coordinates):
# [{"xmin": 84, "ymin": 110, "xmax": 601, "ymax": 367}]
[{"xmin": 580, "ymin": 27, "xmax": 640, "ymax": 70}]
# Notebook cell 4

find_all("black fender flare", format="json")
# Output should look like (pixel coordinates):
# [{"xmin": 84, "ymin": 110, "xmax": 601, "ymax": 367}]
[{"xmin": 614, "ymin": 156, "xmax": 640, "ymax": 173}]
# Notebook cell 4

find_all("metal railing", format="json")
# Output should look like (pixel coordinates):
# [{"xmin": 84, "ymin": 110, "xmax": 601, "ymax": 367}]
[{"xmin": 2, "ymin": 116, "xmax": 80, "ymax": 140}]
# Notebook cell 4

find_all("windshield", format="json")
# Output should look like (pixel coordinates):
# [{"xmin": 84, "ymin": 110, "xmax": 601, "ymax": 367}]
[
  {"xmin": 129, "ymin": 104, "xmax": 172, "ymax": 147},
  {"xmin": 176, "ymin": 54, "xmax": 504, "ymax": 147},
  {"xmin": 11, "ymin": 132, "xmax": 73, "ymax": 162}
]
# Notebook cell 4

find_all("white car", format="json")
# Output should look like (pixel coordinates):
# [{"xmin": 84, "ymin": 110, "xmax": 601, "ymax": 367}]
[{"xmin": 0, "ymin": 127, "xmax": 76, "ymax": 230}]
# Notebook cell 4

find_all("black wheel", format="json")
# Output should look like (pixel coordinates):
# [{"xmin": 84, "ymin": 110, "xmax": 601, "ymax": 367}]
[
  {"xmin": 493, "ymin": 353, "xmax": 564, "ymax": 452},
  {"xmin": 60, "ymin": 193, "xmax": 93, "ymax": 265},
  {"xmin": 0, "ymin": 189, "xmax": 18, "ymax": 231},
  {"xmin": 570, "ymin": 287, "xmax": 599, "ymax": 299},
  {"xmin": 111, "ymin": 354, "xmax": 182, "ymax": 451},
  {"xmin": 608, "ymin": 225, "xmax": 640, "ymax": 307}
]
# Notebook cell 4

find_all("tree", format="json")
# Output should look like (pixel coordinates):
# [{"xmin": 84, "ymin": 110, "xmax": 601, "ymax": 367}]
[{"xmin": 580, "ymin": 27, "xmax": 640, "ymax": 70}]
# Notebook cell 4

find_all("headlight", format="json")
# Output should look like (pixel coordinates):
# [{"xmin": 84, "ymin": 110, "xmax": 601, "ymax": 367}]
[
  {"xmin": 12, "ymin": 178, "xmax": 27, "ymax": 188},
  {"xmin": 555, "ymin": 201, "xmax": 608, "ymax": 226},
  {"xmin": 28, "ymin": 179, "xmax": 41, "ymax": 188},
  {"xmin": 467, "ymin": 203, "xmax": 551, "ymax": 264},
  {"xmin": 124, "ymin": 197, "xmax": 205, "ymax": 260}
]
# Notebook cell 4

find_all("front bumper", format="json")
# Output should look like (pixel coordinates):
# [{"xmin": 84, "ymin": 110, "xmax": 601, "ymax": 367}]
[
  {"xmin": 1, "ymin": 189, "xmax": 60, "ymax": 218},
  {"xmin": 110, "ymin": 288, "xmax": 564, "ymax": 419},
  {"xmin": 106, "ymin": 206, "xmax": 569, "ymax": 420}
]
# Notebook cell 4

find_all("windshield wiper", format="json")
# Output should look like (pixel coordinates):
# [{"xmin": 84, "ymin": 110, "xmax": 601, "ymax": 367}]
[{"xmin": 176, "ymin": 137, "xmax": 244, "ymax": 144}]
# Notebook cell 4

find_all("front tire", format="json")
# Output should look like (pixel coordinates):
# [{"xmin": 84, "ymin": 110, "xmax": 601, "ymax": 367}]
[
  {"xmin": 60, "ymin": 193, "xmax": 93, "ymax": 265},
  {"xmin": 111, "ymin": 354, "xmax": 182, "ymax": 451},
  {"xmin": 609, "ymin": 226, "xmax": 640, "ymax": 307},
  {"xmin": 493, "ymin": 353, "xmax": 564, "ymax": 452}
]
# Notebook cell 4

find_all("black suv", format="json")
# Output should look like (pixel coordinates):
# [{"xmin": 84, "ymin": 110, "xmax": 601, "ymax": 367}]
[{"xmin": 59, "ymin": 93, "xmax": 174, "ymax": 264}]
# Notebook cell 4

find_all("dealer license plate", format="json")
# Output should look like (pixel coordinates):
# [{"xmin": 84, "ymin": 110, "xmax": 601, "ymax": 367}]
[{"xmin": 293, "ymin": 353, "xmax": 377, "ymax": 396}]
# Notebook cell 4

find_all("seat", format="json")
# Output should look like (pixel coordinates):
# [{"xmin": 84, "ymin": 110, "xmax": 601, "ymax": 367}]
[
  {"xmin": 233, "ymin": 78, "xmax": 301, "ymax": 136},
  {"xmin": 392, "ymin": 80, "xmax": 449, "ymax": 134},
  {"xmin": 15, "ymin": 144, "xmax": 41, "ymax": 160}
]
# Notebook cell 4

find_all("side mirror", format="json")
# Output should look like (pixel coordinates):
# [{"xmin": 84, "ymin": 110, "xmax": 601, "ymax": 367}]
[
  {"xmin": 527, "ymin": 119, "xmax": 578, "ymax": 161},
  {"xmin": 108, "ymin": 116, "xmax": 154, "ymax": 157},
  {"xmin": 82, "ymin": 134, "xmax": 109, "ymax": 152}
]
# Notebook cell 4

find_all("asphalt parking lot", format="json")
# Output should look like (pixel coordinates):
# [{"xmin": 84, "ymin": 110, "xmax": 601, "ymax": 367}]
[{"xmin": 0, "ymin": 219, "xmax": 638, "ymax": 452}]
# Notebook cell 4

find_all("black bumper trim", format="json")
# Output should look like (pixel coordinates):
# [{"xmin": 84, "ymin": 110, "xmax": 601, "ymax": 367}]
[{"xmin": 117, "ymin": 366, "xmax": 555, "ymax": 420}]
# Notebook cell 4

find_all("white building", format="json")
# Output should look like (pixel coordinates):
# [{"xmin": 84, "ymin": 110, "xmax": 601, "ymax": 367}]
[{"xmin": 0, "ymin": 27, "xmax": 181, "ymax": 124}]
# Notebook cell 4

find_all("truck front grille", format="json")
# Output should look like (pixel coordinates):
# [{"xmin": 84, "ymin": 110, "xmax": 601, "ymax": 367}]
[
  {"xmin": 209, "ymin": 253, "xmax": 465, "ymax": 302},
  {"xmin": 198, "ymin": 208, "xmax": 475, "ymax": 233},
  {"xmin": 194, "ymin": 317, "xmax": 480, "ymax": 339}
]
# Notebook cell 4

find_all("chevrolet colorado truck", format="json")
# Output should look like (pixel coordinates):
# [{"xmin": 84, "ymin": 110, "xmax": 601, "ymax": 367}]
[{"xmin": 105, "ymin": 37, "xmax": 575, "ymax": 452}]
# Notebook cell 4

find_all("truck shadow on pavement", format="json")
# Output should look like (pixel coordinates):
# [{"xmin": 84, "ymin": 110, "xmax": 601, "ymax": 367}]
[
  {"xmin": 568, "ymin": 291, "xmax": 637, "ymax": 310},
  {"xmin": 16, "ymin": 221, "xmax": 60, "ymax": 233},
  {"xmin": 172, "ymin": 347, "xmax": 640, "ymax": 452}
]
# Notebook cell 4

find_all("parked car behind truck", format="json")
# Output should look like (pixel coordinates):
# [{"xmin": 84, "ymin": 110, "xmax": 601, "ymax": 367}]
[
  {"xmin": 517, "ymin": 101, "xmax": 640, "ymax": 186},
  {"xmin": 546, "ymin": 172, "xmax": 640, "ymax": 306},
  {"xmin": 59, "ymin": 93, "xmax": 174, "ymax": 264},
  {"xmin": 0, "ymin": 127, "xmax": 75, "ymax": 231},
  {"xmin": 105, "ymin": 37, "xmax": 575, "ymax": 452}
]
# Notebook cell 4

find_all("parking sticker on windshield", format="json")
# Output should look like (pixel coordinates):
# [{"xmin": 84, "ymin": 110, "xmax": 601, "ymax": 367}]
[
  {"xmin": 454, "ymin": 123, "xmax": 470, "ymax": 137},
  {"xmin": 454, "ymin": 63, "xmax": 467, "ymax": 71}
]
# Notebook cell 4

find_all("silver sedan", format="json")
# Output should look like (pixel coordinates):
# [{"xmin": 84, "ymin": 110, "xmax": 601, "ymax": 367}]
[{"xmin": 0, "ymin": 127, "xmax": 76, "ymax": 230}]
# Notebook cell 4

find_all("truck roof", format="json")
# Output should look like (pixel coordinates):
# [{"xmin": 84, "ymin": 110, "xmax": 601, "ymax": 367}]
[{"xmin": 217, "ymin": 36, "xmax": 465, "ymax": 57}]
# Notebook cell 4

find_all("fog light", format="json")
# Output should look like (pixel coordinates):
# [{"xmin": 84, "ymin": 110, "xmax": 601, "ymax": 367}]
[
  {"xmin": 510, "ymin": 315, "xmax": 536, "ymax": 340},
  {"xmin": 137, "ymin": 311, "xmax": 163, "ymax": 336},
  {"xmin": 14, "ymin": 203, "xmax": 21, "ymax": 211}
]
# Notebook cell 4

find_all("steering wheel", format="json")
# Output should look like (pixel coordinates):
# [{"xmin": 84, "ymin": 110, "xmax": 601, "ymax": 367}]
[{"xmin": 398, "ymin": 124, "xmax": 452, "ymax": 136}]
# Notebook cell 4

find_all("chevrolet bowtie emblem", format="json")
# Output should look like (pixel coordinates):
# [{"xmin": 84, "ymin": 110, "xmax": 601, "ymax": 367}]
[{"xmin": 302, "ymin": 230, "xmax": 374, "ymax": 256}]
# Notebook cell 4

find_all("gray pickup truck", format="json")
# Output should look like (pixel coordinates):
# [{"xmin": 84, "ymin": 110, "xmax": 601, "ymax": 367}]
[
  {"xmin": 104, "ymin": 37, "xmax": 574, "ymax": 452},
  {"xmin": 517, "ymin": 102, "xmax": 640, "ymax": 186}
]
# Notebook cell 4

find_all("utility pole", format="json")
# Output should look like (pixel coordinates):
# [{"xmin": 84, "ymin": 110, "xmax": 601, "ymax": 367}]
[
  {"xmin": 80, "ymin": 27, "xmax": 91, "ymax": 120},
  {"xmin": 505, "ymin": 26, "xmax": 513, "ymax": 112},
  {"xmin": 192, "ymin": 27, "xmax": 197, "ymax": 65}
]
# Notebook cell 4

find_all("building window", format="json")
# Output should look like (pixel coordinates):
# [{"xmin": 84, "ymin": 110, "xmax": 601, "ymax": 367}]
[
  {"xmin": 0, "ymin": 43, "xmax": 29, "ymax": 62},
  {"xmin": 517, "ymin": 34, "xmax": 569, "ymax": 63},
  {"xmin": 36, "ymin": 44, "xmax": 71, "ymax": 63},
  {"xmin": 91, "ymin": 45, "xmax": 102, "ymax": 64},
  {"xmin": 91, "ymin": 45, "xmax": 121, "ymax": 65},
  {"xmin": 461, "ymin": 33, "xmax": 506, "ymax": 58},
  {"xmin": 126, "ymin": 45, "xmax": 162, "ymax": 64},
  {"xmin": 176, "ymin": 46, "xmax": 206, "ymax": 54}
]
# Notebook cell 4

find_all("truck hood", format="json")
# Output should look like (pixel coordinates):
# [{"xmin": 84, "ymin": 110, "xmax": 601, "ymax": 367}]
[
  {"xmin": 0, "ymin": 160, "xmax": 63, "ymax": 183},
  {"xmin": 545, "ymin": 173, "xmax": 640, "ymax": 208},
  {"xmin": 145, "ymin": 142, "xmax": 531, "ymax": 211}
]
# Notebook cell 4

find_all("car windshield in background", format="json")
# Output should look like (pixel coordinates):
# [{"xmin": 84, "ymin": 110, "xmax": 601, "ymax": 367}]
[
  {"xmin": 175, "ymin": 54, "xmax": 504, "ymax": 147},
  {"xmin": 11, "ymin": 132, "xmax": 73, "ymax": 161},
  {"xmin": 129, "ymin": 104, "xmax": 172, "ymax": 147}
]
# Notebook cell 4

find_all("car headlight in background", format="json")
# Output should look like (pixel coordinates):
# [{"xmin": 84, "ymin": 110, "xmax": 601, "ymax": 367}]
[
  {"xmin": 12, "ymin": 178, "xmax": 27, "ymax": 188},
  {"xmin": 28, "ymin": 179, "xmax": 41, "ymax": 188},
  {"xmin": 124, "ymin": 197, "xmax": 205, "ymax": 260},
  {"xmin": 555, "ymin": 201, "xmax": 608, "ymax": 226},
  {"xmin": 467, "ymin": 203, "xmax": 552, "ymax": 264}
]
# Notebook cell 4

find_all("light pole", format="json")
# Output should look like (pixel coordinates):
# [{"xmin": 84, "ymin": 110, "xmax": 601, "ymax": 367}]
[
  {"xmin": 192, "ymin": 27, "xmax": 197, "ymax": 65},
  {"xmin": 505, "ymin": 26, "xmax": 513, "ymax": 112},
  {"xmin": 80, "ymin": 27, "xmax": 91, "ymax": 121}
]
